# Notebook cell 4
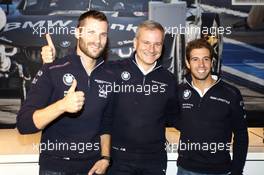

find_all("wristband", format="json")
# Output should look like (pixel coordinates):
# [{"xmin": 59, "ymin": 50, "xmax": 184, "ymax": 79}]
[{"xmin": 100, "ymin": 155, "xmax": 111, "ymax": 161}]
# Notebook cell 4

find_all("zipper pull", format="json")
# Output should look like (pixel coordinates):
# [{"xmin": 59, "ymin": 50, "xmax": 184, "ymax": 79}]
[{"xmin": 88, "ymin": 77, "xmax": 90, "ymax": 88}]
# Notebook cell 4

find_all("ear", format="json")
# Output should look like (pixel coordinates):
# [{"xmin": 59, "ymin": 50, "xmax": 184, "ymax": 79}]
[
  {"xmin": 75, "ymin": 27, "xmax": 80, "ymax": 39},
  {"xmin": 185, "ymin": 59, "xmax": 190, "ymax": 69},
  {"xmin": 133, "ymin": 37, "xmax": 137, "ymax": 49}
]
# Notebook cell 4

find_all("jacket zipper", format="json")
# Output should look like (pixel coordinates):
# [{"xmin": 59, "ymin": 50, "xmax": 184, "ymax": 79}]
[
  {"xmin": 185, "ymin": 78, "xmax": 221, "ymax": 108},
  {"xmin": 88, "ymin": 77, "xmax": 90, "ymax": 88},
  {"xmin": 132, "ymin": 60, "xmax": 162, "ymax": 86},
  {"xmin": 85, "ymin": 60, "xmax": 104, "ymax": 89}
]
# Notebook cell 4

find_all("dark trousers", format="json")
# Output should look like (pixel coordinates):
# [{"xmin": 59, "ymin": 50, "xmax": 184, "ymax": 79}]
[
  {"xmin": 107, "ymin": 150, "xmax": 167, "ymax": 175},
  {"xmin": 177, "ymin": 166, "xmax": 229, "ymax": 175},
  {"xmin": 39, "ymin": 154, "xmax": 100, "ymax": 175},
  {"xmin": 39, "ymin": 170, "xmax": 87, "ymax": 175}
]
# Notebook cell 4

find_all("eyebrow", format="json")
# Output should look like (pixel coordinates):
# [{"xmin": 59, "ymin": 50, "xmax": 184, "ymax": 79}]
[
  {"xmin": 190, "ymin": 56, "xmax": 211, "ymax": 59},
  {"xmin": 141, "ymin": 40, "xmax": 162, "ymax": 44}
]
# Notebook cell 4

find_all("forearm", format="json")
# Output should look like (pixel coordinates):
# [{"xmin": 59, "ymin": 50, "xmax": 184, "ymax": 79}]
[
  {"xmin": 100, "ymin": 134, "xmax": 111, "ymax": 157},
  {"xmin": 33, "ymin": 99, "xmax": 65, "ymax": 130},
  {"xmin": 232, "ymin": 129, "xmax": 249, "ymax": 174}
]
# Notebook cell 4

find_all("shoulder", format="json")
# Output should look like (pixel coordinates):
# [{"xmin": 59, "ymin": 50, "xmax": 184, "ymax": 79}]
[
  {"xmin": 161, "ymin": 68, "xmax": 176, "ymax": 79},
  {"xmin": 219, "ymin": 80, "xmax": 242, "ymax": 97},
  {"xmin": 46, "ymin": 56, "xmax": 71, "ymax": 71},
  {"xmin": 105, "ymin": 59, "xmax": 130, "ymax": 71}
]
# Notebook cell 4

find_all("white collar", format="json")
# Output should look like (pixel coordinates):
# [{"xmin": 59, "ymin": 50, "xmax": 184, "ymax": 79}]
[
  {"xmin": 191, "ymin": 76, "xmax": 218, "ymax": 97},
  {"xmin": 191, "ymin": 82, "xmax": 211, "ymax": 97},
  {"xmin": 135, "ymin": 55, "xmax": 157, "ymax": 75}
]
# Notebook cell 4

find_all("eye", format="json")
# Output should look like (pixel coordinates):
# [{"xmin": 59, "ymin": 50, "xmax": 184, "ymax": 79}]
[
  {"xmin": 191, "ymin": 57, "xmax": 198, "ymax": 61},
  {"xmin": 204, "ymin": 57, "xmax": 211, "ymax": 61},
  {"xmin": 154, "ymin": 43, "xmax": 162, "ymax": 47},
  {"xmin": 142, "ymin": 41, "xmax": 151, "ymax": 45},
  {"xmin": 101, "ymin": 33, "xmax": 108, "ymax": 38},
  {"xmin": 87, "ymin": 31, "xmax": 95, "ymax": 35}
]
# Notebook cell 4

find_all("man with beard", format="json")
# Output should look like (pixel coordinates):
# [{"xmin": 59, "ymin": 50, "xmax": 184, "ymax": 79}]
[
  {"xmin": 40, "ymin": 20, "xmax": 179, "ymax": 175},
  {"xmin": 17, "ymin": 10, "xmax": 113, "ymax": 175},
  {"xmin": 177, "ymin": 39, "xmax": 248, "ymax": 175}
]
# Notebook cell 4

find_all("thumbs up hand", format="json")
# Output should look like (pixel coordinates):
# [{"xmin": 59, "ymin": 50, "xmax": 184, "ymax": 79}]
[
  {"xmin": 41, "ymin": 33, "xmax": 56, "ymax": 64},
  {"xmin": 62, "ymin": 79, "xmax": 85, "ymax": 113}
]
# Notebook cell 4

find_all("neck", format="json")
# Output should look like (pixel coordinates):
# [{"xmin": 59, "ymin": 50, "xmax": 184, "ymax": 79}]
[
  {"xmin": 192, "ymin": 76, "xmax": 215, "ymax": 93},
  {"xmin": 135, "ymin": 55, "xmax": 155, "ymax": 72},
  {"xmin": 77, "ymin": 47, "xmax": 97, "ymax": 75}
]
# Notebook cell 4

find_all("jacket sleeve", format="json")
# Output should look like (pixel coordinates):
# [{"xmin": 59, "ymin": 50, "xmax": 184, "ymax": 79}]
[
  {"xmin": 231, "ymin": 89, "xmax": 249, "ymax": 175},
  {"xmin": 16, "ymin": 65, "xmax": 53, "ymax": 134},
  {"xmin": 99, "ymin": 65, "xmax": 116, "ymax": 135},
  {"xmin": 165, "ymin": 78, "xmax": 180, "ymax": 129},
  {"xmin": 100, "ymin": 90, "xmax": 114, "ymax": 135}
]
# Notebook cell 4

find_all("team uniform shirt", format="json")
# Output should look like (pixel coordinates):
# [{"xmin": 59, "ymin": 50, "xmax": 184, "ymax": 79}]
[
  {"xmin": 104, "ymin": 55, "xmax": 179, "ymax": 156},
  {"xmin": 16, "ymin": 53, "xmax": 115, "ymax": 172},
  {"xmin": 177, "ymin": 75, "xmax": 248, "ymax": 175}
]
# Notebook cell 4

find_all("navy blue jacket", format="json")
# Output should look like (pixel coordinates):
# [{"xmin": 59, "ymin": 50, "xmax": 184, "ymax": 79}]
[
  {"xmin": 177, "ymin": 75, "xmax": 248, "ymax": 175},
  {"xmin": 105, "ymin": 55, "xmax": 179, "ymax": 154},
  {"xmin": 16, "ymin": 54, "xmax": 115, "ymax": 172}
]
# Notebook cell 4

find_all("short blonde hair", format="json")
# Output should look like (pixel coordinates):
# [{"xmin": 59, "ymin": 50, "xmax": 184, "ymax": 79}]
[{"xmin": 135, "ymin": 20, "xmax": 165, "ymax": 39}]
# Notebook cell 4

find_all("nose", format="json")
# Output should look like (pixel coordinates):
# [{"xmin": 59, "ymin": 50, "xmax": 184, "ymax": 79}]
[
  {"xmin": 198, "ymin": 59, "xmax": 205, "ymax": 67},
  {"xmin": 93, "ymin": 34, "xmax": 101, "ymax": 45},
  {"xmin": 148, "ymin": 44, "xmax": 155, "ymax": 53}
]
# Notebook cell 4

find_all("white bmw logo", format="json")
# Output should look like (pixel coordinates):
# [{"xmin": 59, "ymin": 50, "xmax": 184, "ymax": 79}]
[
  {"xmin": 37, "ymin": 70, "xmax": 43, "ymax": 77},
  {"xmin": 63, "ymin": 73, "xmax": 75, "ymax": 86},
  {"xmin": 60, "ymin": 41, "xmax": 71, "ymax": 48},
  {"xmin": 183, "ymin": 89, "xmax": 192, "ymax": 100},
  {"xmin": 121, "ymin": 71, "xmax": 131, "ymax": 81}
]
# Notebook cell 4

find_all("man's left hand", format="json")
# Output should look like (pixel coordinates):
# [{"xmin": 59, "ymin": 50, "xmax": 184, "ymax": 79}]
[{"xmin": 88, "ymin": 159, "xmax": 110, "ymax": 175}]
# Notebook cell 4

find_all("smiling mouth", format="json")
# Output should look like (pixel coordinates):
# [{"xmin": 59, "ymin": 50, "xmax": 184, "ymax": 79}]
[
  {"xmin": 144, "ymin": 52, "xmax": 158, "ymax": 57},
  {"xmin": 197, "ymin": 69, "xmax": 206, "ymax": 73}
]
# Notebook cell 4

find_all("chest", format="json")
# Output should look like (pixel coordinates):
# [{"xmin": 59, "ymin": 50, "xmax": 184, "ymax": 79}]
[{"xmin": 180, "ymin": 89, "xmax": 232, "ymax": 122}]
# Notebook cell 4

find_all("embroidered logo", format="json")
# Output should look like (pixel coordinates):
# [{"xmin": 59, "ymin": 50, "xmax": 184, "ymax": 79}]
[
  {"xmin": 32, "ymin": 70, "xmax": 43, "ymax": 84},
  {"xmin": 99, "ymin": 88, "xmax": 108, "ymax": 98},
  {"xmin": 37, "ymin": 70, "xmax": 43, "ymax": 76},
  {"xmin": 183, "ymin": 89, "xmax": 192, "ymax": 100},
  {"xmin": 121, "ymin": 71, "xmax": 131, "ymax": 81},
  {"xmin": 63, "ymin": 73, "xmax": 75, "ymax": 86}
]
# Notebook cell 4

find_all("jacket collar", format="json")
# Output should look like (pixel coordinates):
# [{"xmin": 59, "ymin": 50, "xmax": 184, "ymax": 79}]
[
  {"xmin": 184, "ymin": 73, "xmax": 221, "ymax": 89},
  {"xmin": 70, "ymin": 52, "xmax": 105, "ymax": 70},
  {"xmin": 129, "ymin": 52, "xmax": 163, "ymax": 71}
]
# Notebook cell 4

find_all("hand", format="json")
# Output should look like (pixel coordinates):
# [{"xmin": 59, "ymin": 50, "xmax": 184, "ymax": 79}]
[
  {"xmin": 88, "ymin": 159, "xmax": 110, "ymax": 175},
  {"xmin": 61, "ymin": 79, "xmax": 85, "ymax": 113},
  {"xmin": 41, "ymin": 33, "xmax": 56, "ymax": 64}
]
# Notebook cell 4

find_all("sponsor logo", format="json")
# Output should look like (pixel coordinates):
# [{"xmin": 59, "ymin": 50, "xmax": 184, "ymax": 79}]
[
  {"xmin": 183, "ymin": 89, "xmax": 192, "ymax": 100},
  {"xmin": 210, "ymin": 96, "xmax": 230, "ymax": 104},
  {"xmin": 60, "ymin": 40, "xmax": 71, "ymax": 48},
  {"xmin": 62, "ymin": 73, "xmax": 75, "ymax": 86},
  {"xmin": 121, "ymin": 71, "xmax": 131, "ymax": 81}
]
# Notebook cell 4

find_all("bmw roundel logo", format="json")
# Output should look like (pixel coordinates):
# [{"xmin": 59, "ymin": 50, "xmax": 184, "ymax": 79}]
[
  {"xmin": 121, "ymin": 71, "xmax": 131, "ymax": 81},
  {"xmin": 60, "ymin": 41, "xmax": 71, "ymax": 48},
  {"xmin": 63, "ymin": 73, "xmax": 75, "ymax": 86},
  {"xmin": 37, "ymin": 70, "xmax": 43, "ymax": 77},
  {"xmin": 183, "ymin": 89, "xmax": 192, "ymax": 100}
]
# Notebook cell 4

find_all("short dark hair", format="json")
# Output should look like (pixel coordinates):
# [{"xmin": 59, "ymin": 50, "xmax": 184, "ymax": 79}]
[
  {"xmin": 186, "ymin": 38, "xmax": 213, "ymax": 62},
  {"xmin": 77, "ymin": 10, "xmax": 108, "ymax": 27}
]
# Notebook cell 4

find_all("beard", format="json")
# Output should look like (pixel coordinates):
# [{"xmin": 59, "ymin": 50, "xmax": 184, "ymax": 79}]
[{"xmin": 79, "ymin": 37, "xmax": 106, "ymax": 60}]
